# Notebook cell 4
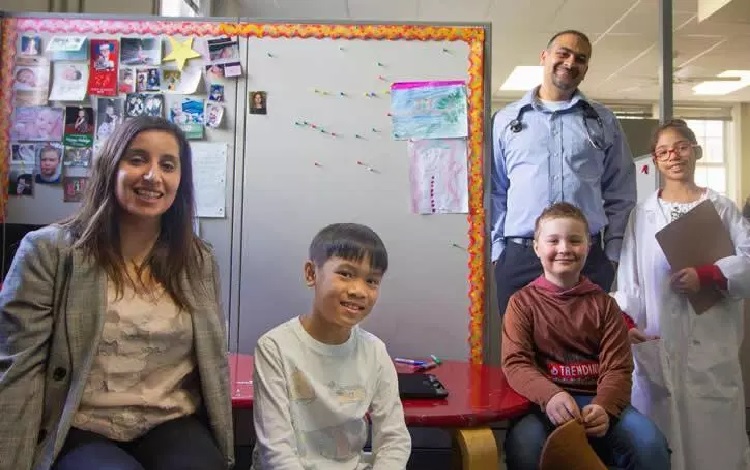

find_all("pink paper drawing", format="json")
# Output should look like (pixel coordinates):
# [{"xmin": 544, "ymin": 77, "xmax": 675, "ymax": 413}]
[{"xmin": 407, "ymin": 138, "xmax": 469, "ymax": 214}]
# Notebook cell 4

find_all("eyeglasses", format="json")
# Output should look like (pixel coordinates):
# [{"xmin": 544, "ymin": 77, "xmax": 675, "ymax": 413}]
[{"xmin": 652, "ymin": 142, "xmax": 697, "ymax": 161}]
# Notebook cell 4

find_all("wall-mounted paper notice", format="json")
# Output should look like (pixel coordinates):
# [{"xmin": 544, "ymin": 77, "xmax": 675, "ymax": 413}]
[
  {"xmin": 190, "ymin": 142, "xmax": 227, "ymax": 218},
  {"xmin": 407, "ymin": 138, "xmax": 468, "ymax": 214}
]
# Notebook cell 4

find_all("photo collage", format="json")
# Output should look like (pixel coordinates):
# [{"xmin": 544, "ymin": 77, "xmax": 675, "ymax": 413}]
[{"xmin": 8, "ymin": 33, "xmax": 239, "ymax": 199}]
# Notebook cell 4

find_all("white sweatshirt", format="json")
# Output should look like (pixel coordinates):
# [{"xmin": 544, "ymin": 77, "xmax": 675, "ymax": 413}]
[{"xmin": 251, "ymin": 317, "xmax": 411, "ymax": 470}]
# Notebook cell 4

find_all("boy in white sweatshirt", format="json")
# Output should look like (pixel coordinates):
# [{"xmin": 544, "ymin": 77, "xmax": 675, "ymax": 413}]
[{"xmin": 252, "ymin": 223, "xmax": 411, "ymax": 470}]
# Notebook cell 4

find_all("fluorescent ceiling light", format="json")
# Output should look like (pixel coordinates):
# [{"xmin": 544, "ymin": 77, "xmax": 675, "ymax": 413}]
[
  {"xmin": 499, "ymin": 66, "xmax": 543, "ymax": 91},
  {"xmin": 693, "ymin": 70, "xmax": 750, "ymax": 95}
]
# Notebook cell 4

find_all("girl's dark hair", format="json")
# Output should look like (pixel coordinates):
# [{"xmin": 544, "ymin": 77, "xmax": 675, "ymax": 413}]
[
  {"xmin": 309, "ymin": 223, "xmax": 388, "ymax": 273},
  {"xmin": 61, "ymin": 116, "xmax": 206, "ymax": 310},
  {"xmin": 649, "ymin": 119, "xmax": 698, "ymax": 154}
]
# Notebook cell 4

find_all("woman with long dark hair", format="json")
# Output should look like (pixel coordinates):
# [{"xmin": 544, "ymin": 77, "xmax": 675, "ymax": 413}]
[{"xmin": 0, "ymin": 117, "xmax": 233, "ymax": 470}]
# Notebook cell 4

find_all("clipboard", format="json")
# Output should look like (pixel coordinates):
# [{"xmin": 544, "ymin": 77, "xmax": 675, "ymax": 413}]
[{"xmin": 655, "ymin": 199, "xmax": 735, "ymax": 314}]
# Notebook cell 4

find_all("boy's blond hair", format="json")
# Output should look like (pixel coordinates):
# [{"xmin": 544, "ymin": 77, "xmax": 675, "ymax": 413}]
[{"xmin": 533, "ymin": 202, "xmax": 590, "ymax": 240}]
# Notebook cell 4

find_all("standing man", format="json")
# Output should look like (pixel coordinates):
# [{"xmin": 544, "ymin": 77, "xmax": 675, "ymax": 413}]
[{"xmin": 491, "ymin": 30, "xmax": 636, "ymax": 316}]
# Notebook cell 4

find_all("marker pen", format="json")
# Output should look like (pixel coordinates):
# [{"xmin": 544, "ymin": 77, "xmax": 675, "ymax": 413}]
[
  {"xmin": 394, "ymin": 358, "xmax": 426, "ymax": 366},
  {"xmin": 416, "ymin": 361, "xmax": 439, "ymax": 372}
]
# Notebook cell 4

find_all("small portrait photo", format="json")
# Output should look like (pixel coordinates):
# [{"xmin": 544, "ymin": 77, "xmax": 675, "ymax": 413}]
[
  {"xmin": 209, "ymin": 84, "xmax": 225, "ymax": 102},
  {"xmin": 144, "ymin": 67, "xmax": 161, "ymax": 92},
  {"xmin": 162, "ymin": 69, "xmax": 181, "ymax": 92},
  {"xmin": 119, "ymin": 68, "xmax": 136, "ymax": 93},
  {"xmin": 205, "ymin": 63, "xmax": 226, "ymax": 82},
  {"xmin": 19, "ymin": 35, "xmax": 41, "ymax": 56},
  {"xmin": 64, "ymin": 106, "xmax": 94, "ymax": 135},
  {"xmin": 8, "ymin": 168, "xmax": 33, "ymax": 196},
  {"xmin": 96, "ymin": 98, "xmax": 123, "ymax": 143},
  {"xmin": 63, "ymin": 176, "xmax": 88, "ymax": 202},
  {"xmin": 35, "ymin": 143, "xmax": 63, "ymax": 185},
  {"xmin": 120, "ymin": 37, "xmax": 161, "ymax": 66},
  {"xmin": 10, "ymin": 143, "xmax": 37, "ymax": 164},
  {"xmin": 93, "ymin": 40, "xmax": 116, "ymax": 71},
  {"xmin": 136, "ymin": 69, "xmax": 148, "ymax": 92},
  {"xmin": 144, "ymin": 94, "xmax": 165, "ymax": 117},
  {"xmin": 125, "ymin": 93, "xmax": 147, "ymax": 118},
  {"xmin": 63, "ymin": 146, "xmax": 93, "ymax": 168},
  {"xmin": 207, "ymin": 37, "xmax": 239, "ymax": 62},
  {"xmin": 205, "ymin": 102, "xmax": 224, "ymax": 129},
  {"xmin": 13, "ymin": 57, "xmax": 50, "ymax": 93},
  {"xmin": 249, "ymin": 91, "xmax": 267, "ymax": 115},
  {"xmin": 11, "ymin": 107, "xmax": 64, "ymax": 142}
]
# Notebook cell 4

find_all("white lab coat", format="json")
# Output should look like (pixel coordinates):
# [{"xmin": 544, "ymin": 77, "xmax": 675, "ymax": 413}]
[{"xmin": 613, "ymin": 189, "xmax": 750, "ymax": 470}]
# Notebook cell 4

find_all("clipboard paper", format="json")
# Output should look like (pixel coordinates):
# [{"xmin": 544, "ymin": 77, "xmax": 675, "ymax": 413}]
[{"xmin": 655, "ymin": 199, "xmax": 735, "ymax": 314}]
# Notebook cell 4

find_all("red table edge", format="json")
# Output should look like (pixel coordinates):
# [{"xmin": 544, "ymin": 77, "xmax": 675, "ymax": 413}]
[{"xmin": 229, "ymin": 354, "xmax": 533, "ymax": 427}]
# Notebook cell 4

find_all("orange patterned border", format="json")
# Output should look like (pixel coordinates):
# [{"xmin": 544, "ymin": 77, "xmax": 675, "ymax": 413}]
[
  {"xmin": 220, "ymin": 23, "xmax": 484, "ymax": 42},
  {"xmin": 221, "ymin": 23, "xmax": 487, "ymax": 363},
  {"xmin": 465, "ymin": 35, "xmax": 486, "ymax": 365},
  {"xmin": 0, "ymin": 18, "xmax": 18, "ymax": 221}
]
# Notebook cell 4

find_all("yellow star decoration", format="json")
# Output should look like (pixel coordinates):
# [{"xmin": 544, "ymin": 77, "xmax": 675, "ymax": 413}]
[{"xmin": 163, "ymin": 36, "xmax": 201, "ymax": 70}]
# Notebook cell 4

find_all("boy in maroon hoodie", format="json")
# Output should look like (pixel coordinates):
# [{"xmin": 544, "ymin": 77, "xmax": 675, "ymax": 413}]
[{"xmin": 501, "ymin": 202, "xmax": 670, "ymax": 470}]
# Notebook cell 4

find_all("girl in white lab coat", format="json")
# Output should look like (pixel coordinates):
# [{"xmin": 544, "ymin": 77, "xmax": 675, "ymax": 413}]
[{"xmin": 614, "ymin": 119, "xmax": 750, "ymax": 470}]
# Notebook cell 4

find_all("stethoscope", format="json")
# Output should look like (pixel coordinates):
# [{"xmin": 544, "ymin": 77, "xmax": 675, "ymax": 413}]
[{"xmin": 508, "ymin": 100, "xmax": 611, "ymax": 151}]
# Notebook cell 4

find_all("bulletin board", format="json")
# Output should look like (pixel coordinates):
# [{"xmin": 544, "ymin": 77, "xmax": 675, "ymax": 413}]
[
  {"xmin": 0, "ymin": 15, "xmax": 244, "ymax": 342},
  {"xmin": 225, "ymin": 22, "xmax": 489, "ymax": 363},
  {"xmin": 0, "ymin": 14, "xmax": 491, "ymax": 363}
]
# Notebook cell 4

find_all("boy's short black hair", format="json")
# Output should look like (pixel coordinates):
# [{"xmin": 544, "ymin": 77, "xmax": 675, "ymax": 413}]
[{"xmin": 309, "ymin": 223, "xmax": 388, "ymax": 273}]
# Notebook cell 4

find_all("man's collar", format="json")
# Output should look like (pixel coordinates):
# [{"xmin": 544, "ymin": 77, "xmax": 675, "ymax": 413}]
[{"xmin": 521, "ymin": 85, "xmax": 589, "ymax": 109}]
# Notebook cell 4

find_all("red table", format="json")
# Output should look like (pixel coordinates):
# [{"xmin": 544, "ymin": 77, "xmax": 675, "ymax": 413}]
[{"xmin": 229, "ymin": 354, "xmax": 531, "ymax": 469}]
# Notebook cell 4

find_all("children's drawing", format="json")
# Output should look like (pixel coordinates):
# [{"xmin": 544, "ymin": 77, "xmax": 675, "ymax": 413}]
[
  {"xmin": 407, "ymin": 139, "xmax": 469, "ymax": 214},
  {"xmin": 391, "ymin": 80, "xmax": 468, "ymax": 140}
]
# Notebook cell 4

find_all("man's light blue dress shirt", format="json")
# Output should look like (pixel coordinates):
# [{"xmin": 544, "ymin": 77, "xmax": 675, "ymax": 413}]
[{"xmin": 491, "ymin": 87, "xmax": 636, "ymax": 263}]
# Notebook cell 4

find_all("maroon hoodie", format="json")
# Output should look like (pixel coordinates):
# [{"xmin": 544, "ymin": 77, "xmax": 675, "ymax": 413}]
[{"xmin": 501, "ymin": 276, "xmax": 633, "ymax": 416}]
